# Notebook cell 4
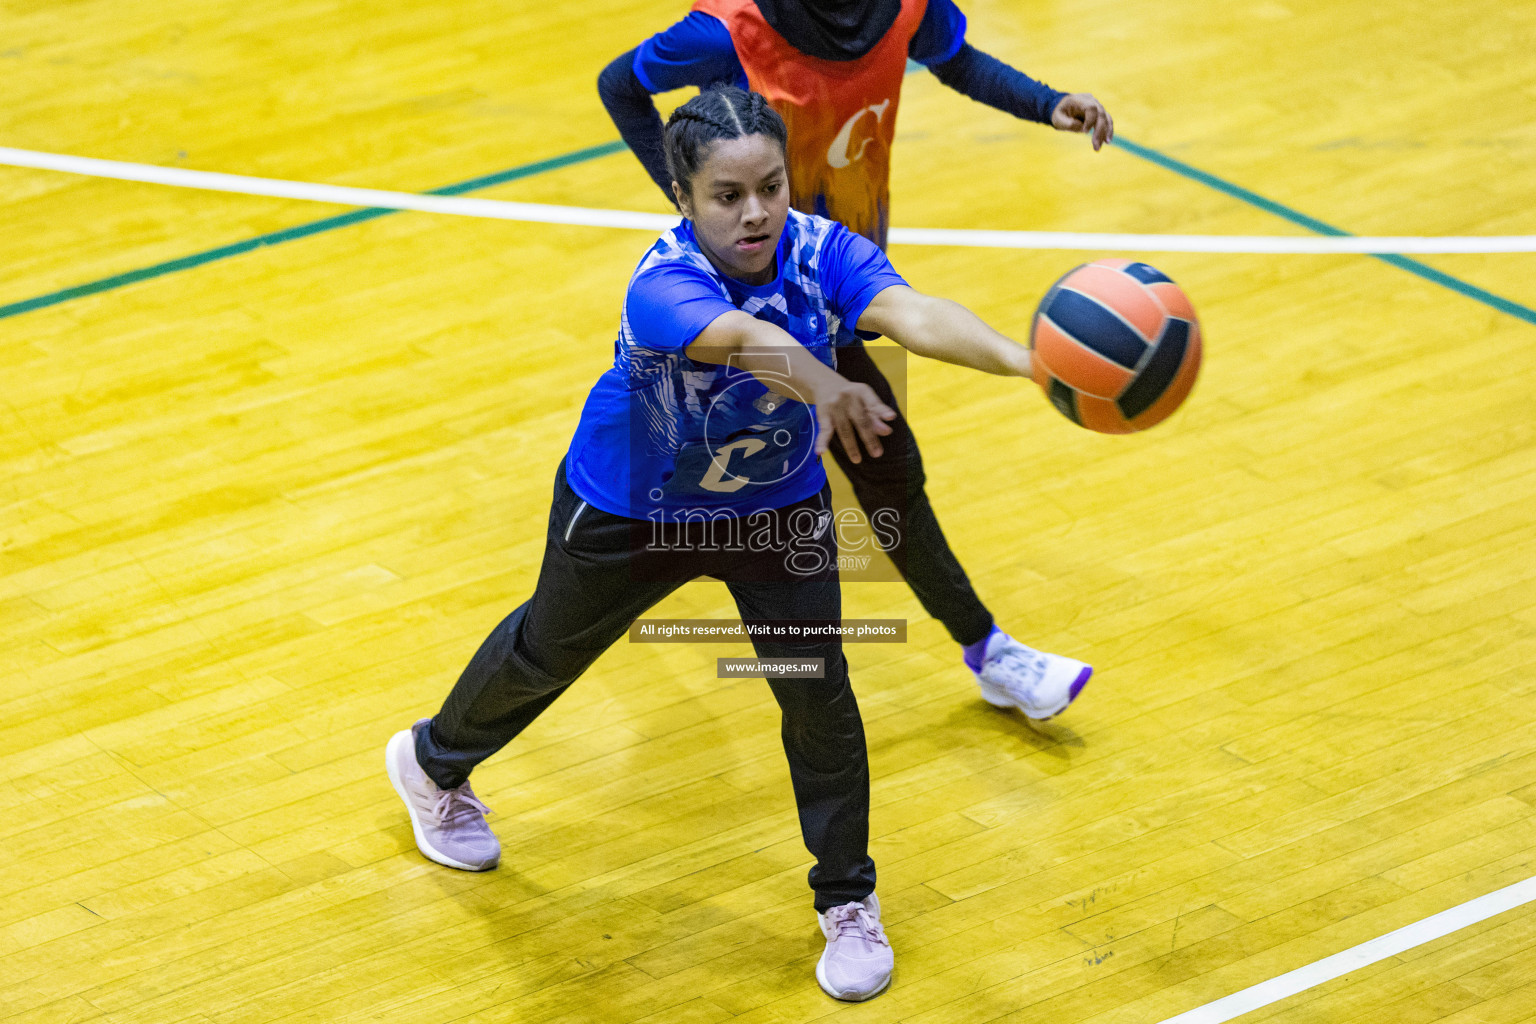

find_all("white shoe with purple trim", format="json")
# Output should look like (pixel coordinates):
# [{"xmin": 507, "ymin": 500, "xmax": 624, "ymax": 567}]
[{"xmin": 974, "ymin": 632, "xmax": 1092, "ymax": 720}]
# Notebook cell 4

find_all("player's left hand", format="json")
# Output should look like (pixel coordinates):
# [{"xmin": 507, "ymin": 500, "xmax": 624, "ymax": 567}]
[{"xmin": 1051, "ymin": 93, "xmax": 1114, "ymax": 151}]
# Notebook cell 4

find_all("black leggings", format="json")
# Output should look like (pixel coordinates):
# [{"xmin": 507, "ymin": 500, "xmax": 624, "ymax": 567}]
[
  {"xmin": 827, "ymin": 343, "xmax": 994, "ymax": 647},
  {"xmin": 417, "ymin": 461, "xmax": 876, "ymax": 911}
]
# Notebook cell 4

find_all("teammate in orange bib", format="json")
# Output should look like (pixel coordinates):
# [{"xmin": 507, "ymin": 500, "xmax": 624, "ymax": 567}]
[{"xmin": 602, "ymin": 0, "xmax": 1110, "ymax": 247}]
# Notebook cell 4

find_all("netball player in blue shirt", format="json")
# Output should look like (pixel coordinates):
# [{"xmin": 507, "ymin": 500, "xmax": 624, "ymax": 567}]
[
  {"xmin": 600, "ymin": 0, "xmax": 1105, "ymax": 722},
  {"xmin": 387, "ymin": 86, "xmax": 1050, "ymax": 1002}
]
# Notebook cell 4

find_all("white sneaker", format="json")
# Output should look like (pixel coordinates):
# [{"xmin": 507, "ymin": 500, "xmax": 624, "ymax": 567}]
[
  {"xmin": 385, "ymin": 719, "xmax": 501, "ymax": 871},
  {"xmin": 974, "ymin": 632, "xmax": 1092, "ymax": 720},
  {"xmin": 816, "ymin": 894, "xmax": 893, "ymax": 1001}
]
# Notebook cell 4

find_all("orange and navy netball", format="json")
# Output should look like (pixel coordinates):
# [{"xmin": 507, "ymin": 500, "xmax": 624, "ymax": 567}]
[{"xmin": 1030, "ymin": 259, "xmax": 1202, "ymax": 434}]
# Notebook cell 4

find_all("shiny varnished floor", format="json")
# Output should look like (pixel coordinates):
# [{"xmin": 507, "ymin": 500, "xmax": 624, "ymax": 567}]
[{"xmin": 3, "ymin": 1, "xmax": 1536, "ymax": 1021}]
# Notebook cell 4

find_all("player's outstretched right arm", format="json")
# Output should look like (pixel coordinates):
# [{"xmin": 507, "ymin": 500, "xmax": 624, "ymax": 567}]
[{"xmin": 856, "ymin": 285, "xmax": 1033, "ymax": 380}]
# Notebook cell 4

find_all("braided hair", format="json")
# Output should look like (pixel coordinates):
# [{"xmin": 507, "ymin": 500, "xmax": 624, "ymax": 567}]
[{"xmin": 664, "ymin": 86, "xmax": 789, "ymax": 201}]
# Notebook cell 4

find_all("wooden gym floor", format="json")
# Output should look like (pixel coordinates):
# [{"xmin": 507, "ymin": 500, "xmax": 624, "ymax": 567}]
[{"xmin": 3, "ymin": 0, "xmax": 1535, "ymax": 1021}]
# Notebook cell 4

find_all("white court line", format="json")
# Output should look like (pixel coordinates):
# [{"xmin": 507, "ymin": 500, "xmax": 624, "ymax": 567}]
[
  {"xmin": 0, "ymin": 146, "xmax": 677, "ymax": 232},
  {"xmin": 1156, "ymin": 874, "xmax": 1536, "ymax": 1023},
  {"xmin": 892, "ymin": 226, "xmax": 1536, "ymax": 254},
  {"xmin": 5, "ymin": 146, "xmax": 1536, "ymax": 254}
]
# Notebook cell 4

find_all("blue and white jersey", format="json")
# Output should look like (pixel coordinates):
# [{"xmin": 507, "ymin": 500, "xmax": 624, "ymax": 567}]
[{"xmin": 566, "ymin": 209, "xmax": 906, "ymax": 518}]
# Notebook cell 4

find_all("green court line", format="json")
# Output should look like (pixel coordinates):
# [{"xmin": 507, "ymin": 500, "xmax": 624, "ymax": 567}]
[
  {"xmin": 1113, "ymin": 136, "xmax": 1536, "ymax": 326},
  {"xmin": 0, "ymin": 140, "xmax": 627, "ymax": 321}
]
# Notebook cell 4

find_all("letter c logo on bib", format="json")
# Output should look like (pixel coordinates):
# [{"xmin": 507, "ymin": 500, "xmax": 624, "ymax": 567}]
[{"xmin": 826, "ymin": 99, "xmax": 891, "ymax": 169}]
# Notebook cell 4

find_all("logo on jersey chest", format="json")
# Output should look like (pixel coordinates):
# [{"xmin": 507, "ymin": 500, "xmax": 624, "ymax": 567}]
[{"xmin": 827, "ymin": 99, "xmax": 891, "ymax": 169}]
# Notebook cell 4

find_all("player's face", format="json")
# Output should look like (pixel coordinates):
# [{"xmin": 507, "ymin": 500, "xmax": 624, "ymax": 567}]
[{"xmin": 676, "ymin": 134, "xmax": 790, "ymax": 286}]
